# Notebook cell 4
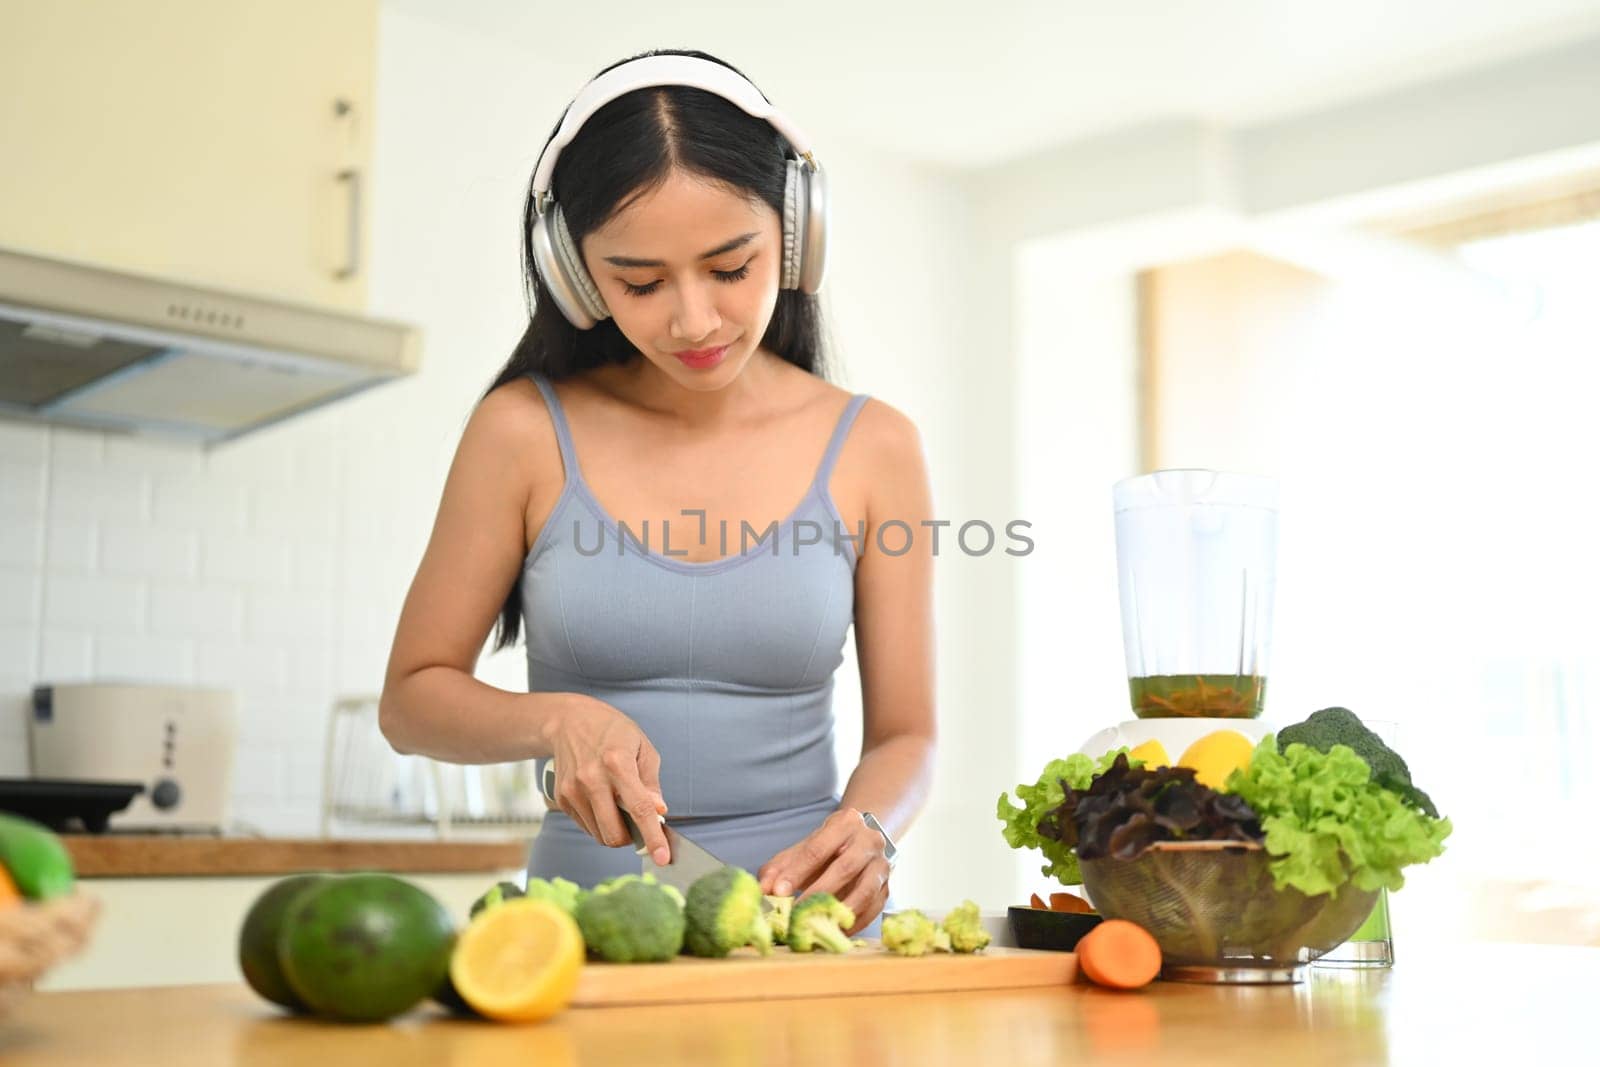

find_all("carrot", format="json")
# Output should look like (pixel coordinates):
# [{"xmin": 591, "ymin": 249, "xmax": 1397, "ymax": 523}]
[
  {"xmin": 0, "ymin": 866, "xmax": 20, "ymax": 910},
  {"xmin": 1029, "ymin": 892, "xmax": 1048, "ymax": 910},
  {"xmin": 1076, "ymin": 919, "xmax": 1162, "ymax": 990},
  {"xmin": 1049, "ymin": 892, "xmax": 1093, "ymax": 914}
]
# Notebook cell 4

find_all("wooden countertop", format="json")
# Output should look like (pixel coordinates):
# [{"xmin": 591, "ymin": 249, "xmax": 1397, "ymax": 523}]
[
  {"xmin": 61, "ymin": 835, "xmax": 531, "ymax": 877},
  {"xmin": 2, "ymin": 943, "xmax": 1587, "ymax": 1065}
]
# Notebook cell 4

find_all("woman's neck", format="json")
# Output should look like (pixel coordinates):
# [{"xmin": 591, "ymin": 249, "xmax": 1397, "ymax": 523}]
[{"xmin": 592, "ymin": 348, "xmax": 786, "ymax": 432}]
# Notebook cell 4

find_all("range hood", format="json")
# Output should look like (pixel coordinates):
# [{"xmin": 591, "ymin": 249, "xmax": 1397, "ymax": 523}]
[{"xmin": 0, "ymin": 245, "xmax": 421, "ymax": 446}]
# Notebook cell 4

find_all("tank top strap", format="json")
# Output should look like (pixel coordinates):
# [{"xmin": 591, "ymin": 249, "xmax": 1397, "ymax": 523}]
[
  {"xmin": 813, "ymin": 394, "xmax": 870, "ymax": 489},
  {"xmin": 526, "ymin": 371, "xmax": 582, "ymax": 481}
]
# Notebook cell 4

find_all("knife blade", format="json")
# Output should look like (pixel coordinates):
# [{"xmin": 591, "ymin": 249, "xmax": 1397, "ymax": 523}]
[{"xmin": 539, "ymin": 760, "xmax": 770, "ymax": 912}]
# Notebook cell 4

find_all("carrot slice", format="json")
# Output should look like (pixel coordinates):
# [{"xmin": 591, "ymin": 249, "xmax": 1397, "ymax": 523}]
[
  {"xmin": 1049, "ymin": 892, "xmax": 1093, "ymax": 914},
  {"xmin": 1030, "ymin": 892, "xmax": 1048, "ymax": 910},
  {"xmin": 1076, "ymin": 919, "xmax": 1162, "ymax": 990}
]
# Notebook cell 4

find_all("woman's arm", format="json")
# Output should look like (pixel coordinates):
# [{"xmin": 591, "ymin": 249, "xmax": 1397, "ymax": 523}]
[
  {"xmin": 838, "ymin": 401, "xmax": 938, "ymax": 836},
  {"xmin": 380, "ymin": 381, "xmax": 672, "ymax": 861},
  {"xmin": 378, "ymin": 383, "xmax": 557, "ymax": 763},
  {"xmin": 758, "ymin": 401, "xmax": 937, "ymax": 926}
]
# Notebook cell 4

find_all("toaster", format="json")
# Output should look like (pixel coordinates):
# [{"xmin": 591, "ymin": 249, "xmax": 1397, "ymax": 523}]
[{"xmin": 28, "ymin": 683, "xmax": 238, "ymax": 832}]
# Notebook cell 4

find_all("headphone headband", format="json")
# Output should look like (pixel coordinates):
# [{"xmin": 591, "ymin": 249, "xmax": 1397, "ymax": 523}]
[{"xmin": 530, "ymin": 55, "xmax": 816, "ymax": 203}]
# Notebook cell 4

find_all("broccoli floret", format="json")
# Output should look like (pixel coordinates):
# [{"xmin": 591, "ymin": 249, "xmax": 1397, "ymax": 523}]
[
  {"xmin": 940, "ymin": 900, "xmax": 991, "ymax": 953},
  {"xmin": 1276, "ymin": 707, "xmax": 1438, "ymax": 817},
  {"xmin": 684, "ymin": 866, "xmax": 773, "ymax": 958},
  {"xmin": 574, "ymin": 880, "xmax": 686, "ymax": 962},
  {"xmin": 468, "ymin": 879, "xmax": 525, "ymax": 919},
  {"xmin": 522, "ymin": 876, "xmax": 581, "ymax": 916},
  {"xmin": 881, "ymin": 909, "xmax": 952, "ymax": 956},
  {"xmin": 579, "ymin": 872, "xmax": 685, "ymax": 910},
  {"xmin": 788, "ymin": 892, "xmax": 855, "ymax": 954},
  {"xmin": 764, "ymin": 895, "xmax": 793, "ymax": 945}
]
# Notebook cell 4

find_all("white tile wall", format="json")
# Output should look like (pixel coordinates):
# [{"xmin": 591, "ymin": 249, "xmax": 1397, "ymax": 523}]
[{"xmin": 0, "ymin": 416, "xmax": 423, "ymax": 815}]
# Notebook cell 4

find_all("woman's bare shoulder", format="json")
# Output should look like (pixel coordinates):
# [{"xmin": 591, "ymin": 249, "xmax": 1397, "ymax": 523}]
[
  {"xmin": 839, "ymin": 391, "xmax": 925, "ymax": 466},
  {"xmin": 466, "ymin": 375, "xmax": 563, "ymax": 488}
]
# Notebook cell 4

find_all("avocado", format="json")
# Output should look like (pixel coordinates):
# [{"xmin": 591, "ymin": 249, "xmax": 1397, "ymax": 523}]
[
  {"xmin": 277, "ymin": 873, "xmax": 455, "ymax": 1023},
  {"xmin": 238, "ymin": 873, "xmax": 332, "ymax": 1011}
]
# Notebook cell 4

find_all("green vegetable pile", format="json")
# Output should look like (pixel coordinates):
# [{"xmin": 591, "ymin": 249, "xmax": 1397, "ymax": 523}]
[
  {"xmin": 470, "ymin": 865, "xmax": 1001, "ymax": 966},
  {"xmin": 998, "ymin": 707, "xmax": 1453, "ymax": 899}
]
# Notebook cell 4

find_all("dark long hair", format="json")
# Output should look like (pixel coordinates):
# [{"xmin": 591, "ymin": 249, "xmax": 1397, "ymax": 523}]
[{"xmin": 487, "ymin": 49, "xmax": 831, "ymax": 650}]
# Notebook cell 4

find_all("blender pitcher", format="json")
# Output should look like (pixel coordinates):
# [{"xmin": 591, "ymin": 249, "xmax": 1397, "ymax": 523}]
[{"xmin": 1113, "ymin": 470, "xmax": 1280, "ymax": 719}]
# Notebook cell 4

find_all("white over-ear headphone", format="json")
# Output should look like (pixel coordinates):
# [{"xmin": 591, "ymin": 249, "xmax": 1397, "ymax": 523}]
[{"xmin": 525, "ymin": 54, "xmax": 828, "ymax": 331}]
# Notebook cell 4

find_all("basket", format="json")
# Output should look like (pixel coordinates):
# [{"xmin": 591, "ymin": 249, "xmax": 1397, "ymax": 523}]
[
  {"xmin": 1079, "ymin": 841, "xmax": 1376, "ymax": 984},
  {"xmin": 0, "ymin": 892, "xmax": 101, "ymax": 1016}
]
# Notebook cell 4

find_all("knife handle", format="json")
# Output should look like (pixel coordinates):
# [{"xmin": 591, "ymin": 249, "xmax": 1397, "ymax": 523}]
[{"xmin": 542, "ymin": 759, "xmax": 657, "ymax": 856}]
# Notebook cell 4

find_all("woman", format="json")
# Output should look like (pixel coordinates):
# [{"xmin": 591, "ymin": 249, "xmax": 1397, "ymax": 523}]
[{"xmin": 380, "ymin": 49, "xmax": 936, "ymax": 937}]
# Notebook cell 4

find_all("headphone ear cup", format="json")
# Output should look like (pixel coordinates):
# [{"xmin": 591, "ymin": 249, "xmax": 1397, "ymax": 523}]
[
  {"xmin": 781, "ymin": 161, "xmax": 804, "ymax": 291},
  {"xmin": 797, "ymin": 162, "xmax": 827, "ymax": 294},
  {"xmin": 550, "ymin": 204, "xmax": 611, "ymax": 326},
  {"xmin": 530, "ymin": 204, "xmax": 610, "ymax": 330},
  {"xmin": 781, "ymin": 160, "xmax": 828, "ymax": 294}
]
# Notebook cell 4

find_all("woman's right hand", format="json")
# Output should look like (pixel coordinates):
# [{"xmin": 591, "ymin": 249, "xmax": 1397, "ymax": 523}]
[{"xmin": 544, "ymin": 695, "xmax": 671, "ymax": 866}]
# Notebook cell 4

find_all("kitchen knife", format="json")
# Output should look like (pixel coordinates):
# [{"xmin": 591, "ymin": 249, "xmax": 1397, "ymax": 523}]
[{"xmin": 539, "ymin": 760, "xmax": 770, "ymax": 910}]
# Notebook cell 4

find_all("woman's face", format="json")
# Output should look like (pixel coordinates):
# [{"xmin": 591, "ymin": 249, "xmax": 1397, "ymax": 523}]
[{"xmin": 580, "ymin": 168, "xmax": 782, "ymax": 387}]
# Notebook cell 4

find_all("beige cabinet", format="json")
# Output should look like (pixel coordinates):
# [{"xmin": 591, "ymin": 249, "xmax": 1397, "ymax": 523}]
[{"xmin": 0, "ymin": 0, "xmax": 378, "ymax": 310}]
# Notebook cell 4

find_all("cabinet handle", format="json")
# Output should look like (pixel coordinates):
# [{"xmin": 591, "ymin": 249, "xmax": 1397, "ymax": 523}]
[{"xmin": 335, "ymin": 167, "xmax": 361, "ymax": 280}]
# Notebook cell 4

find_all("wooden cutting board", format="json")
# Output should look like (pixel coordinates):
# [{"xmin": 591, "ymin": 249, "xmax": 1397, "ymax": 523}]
[{"xmin": 570, "ymin": 943, "xmax": 1077, "ymax": 1007}]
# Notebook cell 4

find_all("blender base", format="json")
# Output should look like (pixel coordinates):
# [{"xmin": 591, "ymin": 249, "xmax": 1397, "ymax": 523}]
[{"xmin": 1161, "ymin": 964, "xmax": 1306, "ymax": 984}]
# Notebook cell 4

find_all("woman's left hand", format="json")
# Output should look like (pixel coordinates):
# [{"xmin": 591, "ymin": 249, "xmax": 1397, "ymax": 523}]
[{"xmin": 757, "ymin": 807, "xmax": 890, "ymax": 936}]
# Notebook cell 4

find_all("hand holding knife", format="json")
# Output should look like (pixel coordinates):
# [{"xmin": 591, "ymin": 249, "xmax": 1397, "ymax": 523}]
[{"xmin": 540, "ymin": 759, "xmax": 769, "ymax": 912}]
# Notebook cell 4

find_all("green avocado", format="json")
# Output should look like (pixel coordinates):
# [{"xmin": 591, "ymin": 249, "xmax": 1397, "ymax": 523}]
[
  {"xmin": 238, "ymin": 873, "xmax": 332, "ymax": 1011},
  {"xmin": 277, "ymin": 873, "xmax": 456, "ymax": 1023}
]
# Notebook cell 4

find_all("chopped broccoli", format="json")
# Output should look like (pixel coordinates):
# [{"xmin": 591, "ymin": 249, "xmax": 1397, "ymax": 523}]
[
  {"xmin": 764, "ymin": 895, "xmax": 793, "ymax": 945},
  {"xmin": 1276, "ymin": 707, "xmax": 1438, "ymax": 817},
  {"xmin": 788, "ymin": 892, "xmax": 855, "ymax": 954},
  {"xmin": 522, "ymin": 876, "xmax": 582, "ymax": 916},
  {"xmin": 881, "ymin": 909, "xmax": 952, "ymax": 956},
  {"xmin": 940, "ymin": 900, "xmax": 991, "ymax": 953},
  {"xmin": 574, "ymin": 880, "xmax": 686, "ymax": 962},
  {"xmin": 684, "ymin": 866, "xmax": 773, "ymax": 958},
  {"xmin": 468, "ymin": 879, "xmax": 525, "ymax": 919}
]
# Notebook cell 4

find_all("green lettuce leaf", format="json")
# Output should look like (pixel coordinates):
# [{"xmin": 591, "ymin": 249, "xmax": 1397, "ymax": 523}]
[
  {"xmin": 997, "ymin": 749, "xmax": 1134, "ymax": 886},
  {"xmin": 1224, "ymin": 736, "xmax": 1452, "ymax": 897}
]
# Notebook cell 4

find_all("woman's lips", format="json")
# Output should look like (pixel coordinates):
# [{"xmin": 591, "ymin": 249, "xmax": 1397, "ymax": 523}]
[{"xmin": 674, "ymin": 344, "xmax": 729, "ymax": 368}]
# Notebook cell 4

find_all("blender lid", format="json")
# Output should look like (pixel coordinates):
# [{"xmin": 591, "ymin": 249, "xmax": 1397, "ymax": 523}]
[{"xmin": 1113, "ymin": 469, "xmax": 1279, "ymax": 512}]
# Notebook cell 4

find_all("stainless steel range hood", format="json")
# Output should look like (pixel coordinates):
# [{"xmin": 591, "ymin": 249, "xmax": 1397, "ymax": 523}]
[{"xmin": 0, "ymin": 245, "xmax": 421, "ymax": 446}]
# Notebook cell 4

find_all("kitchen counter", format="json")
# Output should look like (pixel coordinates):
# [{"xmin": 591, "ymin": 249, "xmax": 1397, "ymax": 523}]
[
  {"xmin": 62, "ymin": 834, "xmax": 532, "ymax": 877},
  {"xmin": 36, "ymin": 836, "xmax": 535, "ymax": 992},
  {"xmin": 3, "ymin": 943, "xmax": 1586, "ymax": 1065}
]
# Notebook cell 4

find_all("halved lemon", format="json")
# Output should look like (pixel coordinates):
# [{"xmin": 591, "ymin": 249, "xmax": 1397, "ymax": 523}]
[
  {"xmin": 1126, "ymin": 739, "xmax": 1170, "ymax": 769},
  {"xmin": 1177, "ymin": 729, "xmax": 1256, "ymax": 790},
  {"xmin": 449, "ymin": 898, "xmax": 584, "ymax": 1022}
]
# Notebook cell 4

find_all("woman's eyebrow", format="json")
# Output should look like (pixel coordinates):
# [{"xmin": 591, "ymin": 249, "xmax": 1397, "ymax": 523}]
[{"xmin": 603, "ymin": 231, "xmax": 758, "ymax": 269}]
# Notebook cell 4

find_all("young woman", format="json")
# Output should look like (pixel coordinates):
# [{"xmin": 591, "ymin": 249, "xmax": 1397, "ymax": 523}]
[{"xmin": 380, "ymin": 49, "xmax": 935, "ymax": 935}]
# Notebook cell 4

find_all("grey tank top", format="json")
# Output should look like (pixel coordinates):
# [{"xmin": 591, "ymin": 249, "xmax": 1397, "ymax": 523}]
[{"xmin": 522, "ymin": 372, "xmax": 870, "ymax": 817}]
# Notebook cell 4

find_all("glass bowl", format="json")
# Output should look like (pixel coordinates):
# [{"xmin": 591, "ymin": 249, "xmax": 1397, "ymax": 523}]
[{"xmin": 1078, "ymin": 841, "xmax": 1376, "ymax": 984}]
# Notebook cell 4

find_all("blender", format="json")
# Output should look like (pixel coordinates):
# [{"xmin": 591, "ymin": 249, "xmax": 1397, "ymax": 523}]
[{"xmin": 1080, "ymin": 468, "xmax": 1279, "ymax": 756}]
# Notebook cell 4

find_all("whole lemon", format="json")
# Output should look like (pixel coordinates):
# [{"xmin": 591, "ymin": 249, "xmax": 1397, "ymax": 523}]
[{"xmin": 1176, "ymin": 730, "xmax": 1256, "ymax": 790}]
